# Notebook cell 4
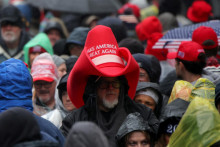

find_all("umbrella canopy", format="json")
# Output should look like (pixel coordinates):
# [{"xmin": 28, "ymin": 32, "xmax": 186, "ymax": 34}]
[
  {"xmin": 153, "ymin": 20, "xmax": 220, "ymax": 52},
  {"xmin": 27, "ymin": 0, "xmax": 121, "ymax": 14}
]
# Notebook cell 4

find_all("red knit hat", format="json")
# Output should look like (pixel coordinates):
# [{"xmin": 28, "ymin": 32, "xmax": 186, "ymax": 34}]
[
  {"xmin": 167, "ymin": 41, "xmax": 205, "ymax": 62},
  {"xmin": 145, "ymin": 32, "xmax": 167, "ymax": 61},
  {"xmin": 187, "ymin": 1, "xmax": 212, "ymax": 23},
  {"xmin": 135, "ymin": 16, "xmax": 162, "ymax": 41},
  {"xmin": 192, "ymin": 26, "xmax": 218, "ymax": 50},
  {"xmin": 67, "ymin": 25, "xmax": 140, "ymax": 108},
  {"xmin": 118, "ymin": 3, "xmax": 140, "ymax": 18}
]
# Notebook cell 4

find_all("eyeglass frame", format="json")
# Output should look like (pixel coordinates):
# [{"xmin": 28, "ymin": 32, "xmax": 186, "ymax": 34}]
[
  {"xmin": 96, "ymin": 78, "xmax": 121, "ymax": 89},
  {"xmin": 34, "ymin": 80, "xmax": 54, "ymax": 89}
]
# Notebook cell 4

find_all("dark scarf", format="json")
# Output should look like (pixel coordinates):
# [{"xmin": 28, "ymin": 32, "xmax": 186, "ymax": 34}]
[{"xmin": 85, "ymin": 86, "xmax": 127, "ymax": 147}]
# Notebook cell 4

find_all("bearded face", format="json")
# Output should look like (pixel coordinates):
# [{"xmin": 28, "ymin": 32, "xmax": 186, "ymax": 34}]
[
  {"xmin": 96, "ymin": 77, "xmax": 120, "ymax": 111},
  {"xmin": 1, "ymin": 24, "xmax": 21, "ymax": 44}
]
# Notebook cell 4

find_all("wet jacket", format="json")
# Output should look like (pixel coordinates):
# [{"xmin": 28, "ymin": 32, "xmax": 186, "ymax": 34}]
[
  {"xmin": 168, "ymin": 98, "xmax": 220, "ymax": 147},
  {"xmin": 116, "ymin": 112, "xmax": 155, "ymax": 147},
  {"xmin": 65, "ymin": 121, "xmax": 110, "ymax": 147},
  {"xmin": 61, "ymin": 95, "xmax": 159, "ymax": 147},
  {"xmin": 0, "ymin": 59, "xmax": 65, "ymax": 146},
  {"xmin": 0, "ymin": 30, "xmax": 30, "ymax": 63},
  {"xmin": 23, "ymin": 33, "xmax": 53, "ymax": 68},
  {"xmin": 159, "ymin": 98, "xmax": 189, "ymax": 135}
]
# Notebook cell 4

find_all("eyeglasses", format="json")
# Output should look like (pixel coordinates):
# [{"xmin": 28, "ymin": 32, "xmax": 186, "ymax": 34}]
[
  {"xmin": 34, "ymin": 81, "xmax": 54, "ymax": 89},
  {"xmin": 97, "ymin": 80, "xmax": 120, "ymax": 89}
]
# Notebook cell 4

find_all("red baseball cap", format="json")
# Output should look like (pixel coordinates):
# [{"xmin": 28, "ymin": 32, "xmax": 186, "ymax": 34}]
[
  {"xmin": 167, "ymin": 41, "xmax": 205, "ymax": 62},
  {"xmin": 67, "ymin": 25, "xmax": 140, "ymax": 108},
  {"xmin": 118, "ymin": 3, "xmax": 140, "ymax": 18},
  {"xmin": 192, "ymin": 26, "xmax": 218, "ymax": 50},
  {"xmin": 135, "ymin": 16, "xmax": 162, "ymax": 41},
  {"xmin": 187, "ymin": 1, "xmax": 212, "ymax": 23},
  {"xmin": 31, "ymin": 53, "xmax": 59, "ymax": 82}
]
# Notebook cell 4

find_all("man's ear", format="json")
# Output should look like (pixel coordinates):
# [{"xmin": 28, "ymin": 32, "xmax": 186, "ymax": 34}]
[{"xmin": 179, "ymin": 61, "xmax": 185, "ymax": 70}]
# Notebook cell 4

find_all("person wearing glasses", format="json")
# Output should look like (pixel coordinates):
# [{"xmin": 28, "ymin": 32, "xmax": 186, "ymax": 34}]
[
  {"xmin": 31, "ymin": 52, "xmax": 59, "ymax": 116},
  {"xmin": 60, "ymin": 25, "xmax": 159, "ymax": 147},
  {"xmin": 0, "ymin": 5, "xmax": 30, "ymax": 63}
]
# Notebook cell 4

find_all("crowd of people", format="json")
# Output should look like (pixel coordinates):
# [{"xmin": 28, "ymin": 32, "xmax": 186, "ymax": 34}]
[{"xmin": 0, "ymin": 0, "xmax": 220, "ymax": 146}]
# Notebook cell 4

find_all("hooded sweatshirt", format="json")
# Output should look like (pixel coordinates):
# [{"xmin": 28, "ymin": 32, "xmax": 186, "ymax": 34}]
[
  {"xmin": 0, "ymin": 58, "xmax": 64, "ymax": 146},
  {"xmin": 23, "ymin": 33, "xmax": 54, "ymax": 68}
]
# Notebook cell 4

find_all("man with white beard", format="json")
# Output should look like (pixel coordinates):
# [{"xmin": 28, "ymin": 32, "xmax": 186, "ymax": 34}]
[
  {"xmin": 0, "ymin": 5, "xmax": 30, "ymax": 63},
  {"xmin": 31, "ymin": 53, "xmax": 59, "ymax": 116},
  {"xmin": 60, "ymin": 25, "xmax": 159, "ymax": 147}
]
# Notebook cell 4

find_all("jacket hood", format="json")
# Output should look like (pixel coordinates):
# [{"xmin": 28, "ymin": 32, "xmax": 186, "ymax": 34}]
[
  {"xmin": 55, "ymin": 74, "xmax": 71, "ymax": 117},
  {"xmin": 136, "ymin": 82, "xmax": 163, "ymax": 117},
  {"xmin": 44, "ymin": 17, "xmax": 69, "ymax": 39},
  {"xmin": 97, "ymin": 16, "xmax": 127, "ymax": 42},
  {"xmin": 116, "ymin": 112, "xmax": 152, "ymax": 142},
  {"xmin": 65, "ymin": 121, "xmax": 110, "ymax": 147},
  {"xmin": 23, "ymin": 33, "xmax": 54, "ymax": 67},
  {"xmin": 190, "ymin": 78, "xmax": 215, "ymax": 106},
  {"xmin": 160, "ymin": 98, "xmax": 189, "ymax": 123},
  {"xmin": 66, "ymin": 27, "xmax": 90, "ymax": 46},
  {"xmin": 168, "ymin": 98, "xmax": 220, "ymax": 147},
  {"xmin": 133, "ymin": 53, "xmax": 161, "ymax": 83},
  {"xmin": 0, "ymin": 107, "xmax": 41, "ymax": 147},
  {"xmin": 0, "ymin": 58, "xmax": 33, "ymax": 112},
  {"xmin": 202, "ymin": 69, "xmax": 220, "ymax": 85}
]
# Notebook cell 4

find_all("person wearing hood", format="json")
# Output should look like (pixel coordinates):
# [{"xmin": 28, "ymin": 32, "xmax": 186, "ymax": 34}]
[
  {"xmin": 116, "ymin": 112, "xmax": 156, "ymax": 147},
  {"xmin": 0, "ymin": 5, "xmax": 31, "ymax": 63},
  {"xmin": 133, "ymin": 53, "xmax": 161, "ymax": 84},
  {"xmin": 64, "ymin": 27, "xmax": 90, "ymax": 57},
  {"xmin": 0, "ymin": 107, "xmax": 59, "ymax": 147},
  {"xmin": 0, "ymin": 58, "xmax": 65, "ymax": 146},
  {"xmin": 23, "ymin": 33, "xmax": 54, "ymax": 69},
  {"xmin": 155, "ymin": 98, "xmax": 189, "ymax": 147},
  {"xmin": 60, "ymin": 25, "xmax": 158, "ymax": 147},
  {"xmin": 168, "ymin": 98, "xmax": 220, "ymax": 147},
  {"xmin": 133, "ymin": 54, "xmax": 169, "ymax": 114},
  {"xmin": 52, "ymin": 55, "xmax": 67, "ymax": 78},
  {"xmin": 42, "ymin": 73, "xmax": 76, "ymax": 128},
  {"xmin": 65, "ymin": 121, "xmax": 110, "ymax": 147},
  {"xmin": 135, "ymin": 82, "xmax": 163, "ymax": 118},
  {"xmin": 44, "ymin": 17, "xmax": 69, "ymax": 47}
]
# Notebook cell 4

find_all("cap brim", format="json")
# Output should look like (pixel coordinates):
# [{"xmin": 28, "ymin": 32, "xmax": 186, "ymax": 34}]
[
  {"xmin": 0, "ymin": 18, "xmax": 17, "ymax": 23},
  {"xmin": 33, "ymin": 77, "xmax": 54, "ymax": 82},
  {"xmin": 167, "ymin": 52, "xmax": 177, "ymax": 59}
]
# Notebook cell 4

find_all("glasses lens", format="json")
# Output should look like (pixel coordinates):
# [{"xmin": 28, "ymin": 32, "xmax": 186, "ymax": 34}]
[
  {"xmin": 34, "ymin": 81, "xmax": 53, "ymax": 89},
  {"xmin": 98, "ymin": 81, "xmax": 120, "ymax": 89},
  {"xmin": 112, "ymin": 81, "xmax": 120, "ymax": 88}
]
